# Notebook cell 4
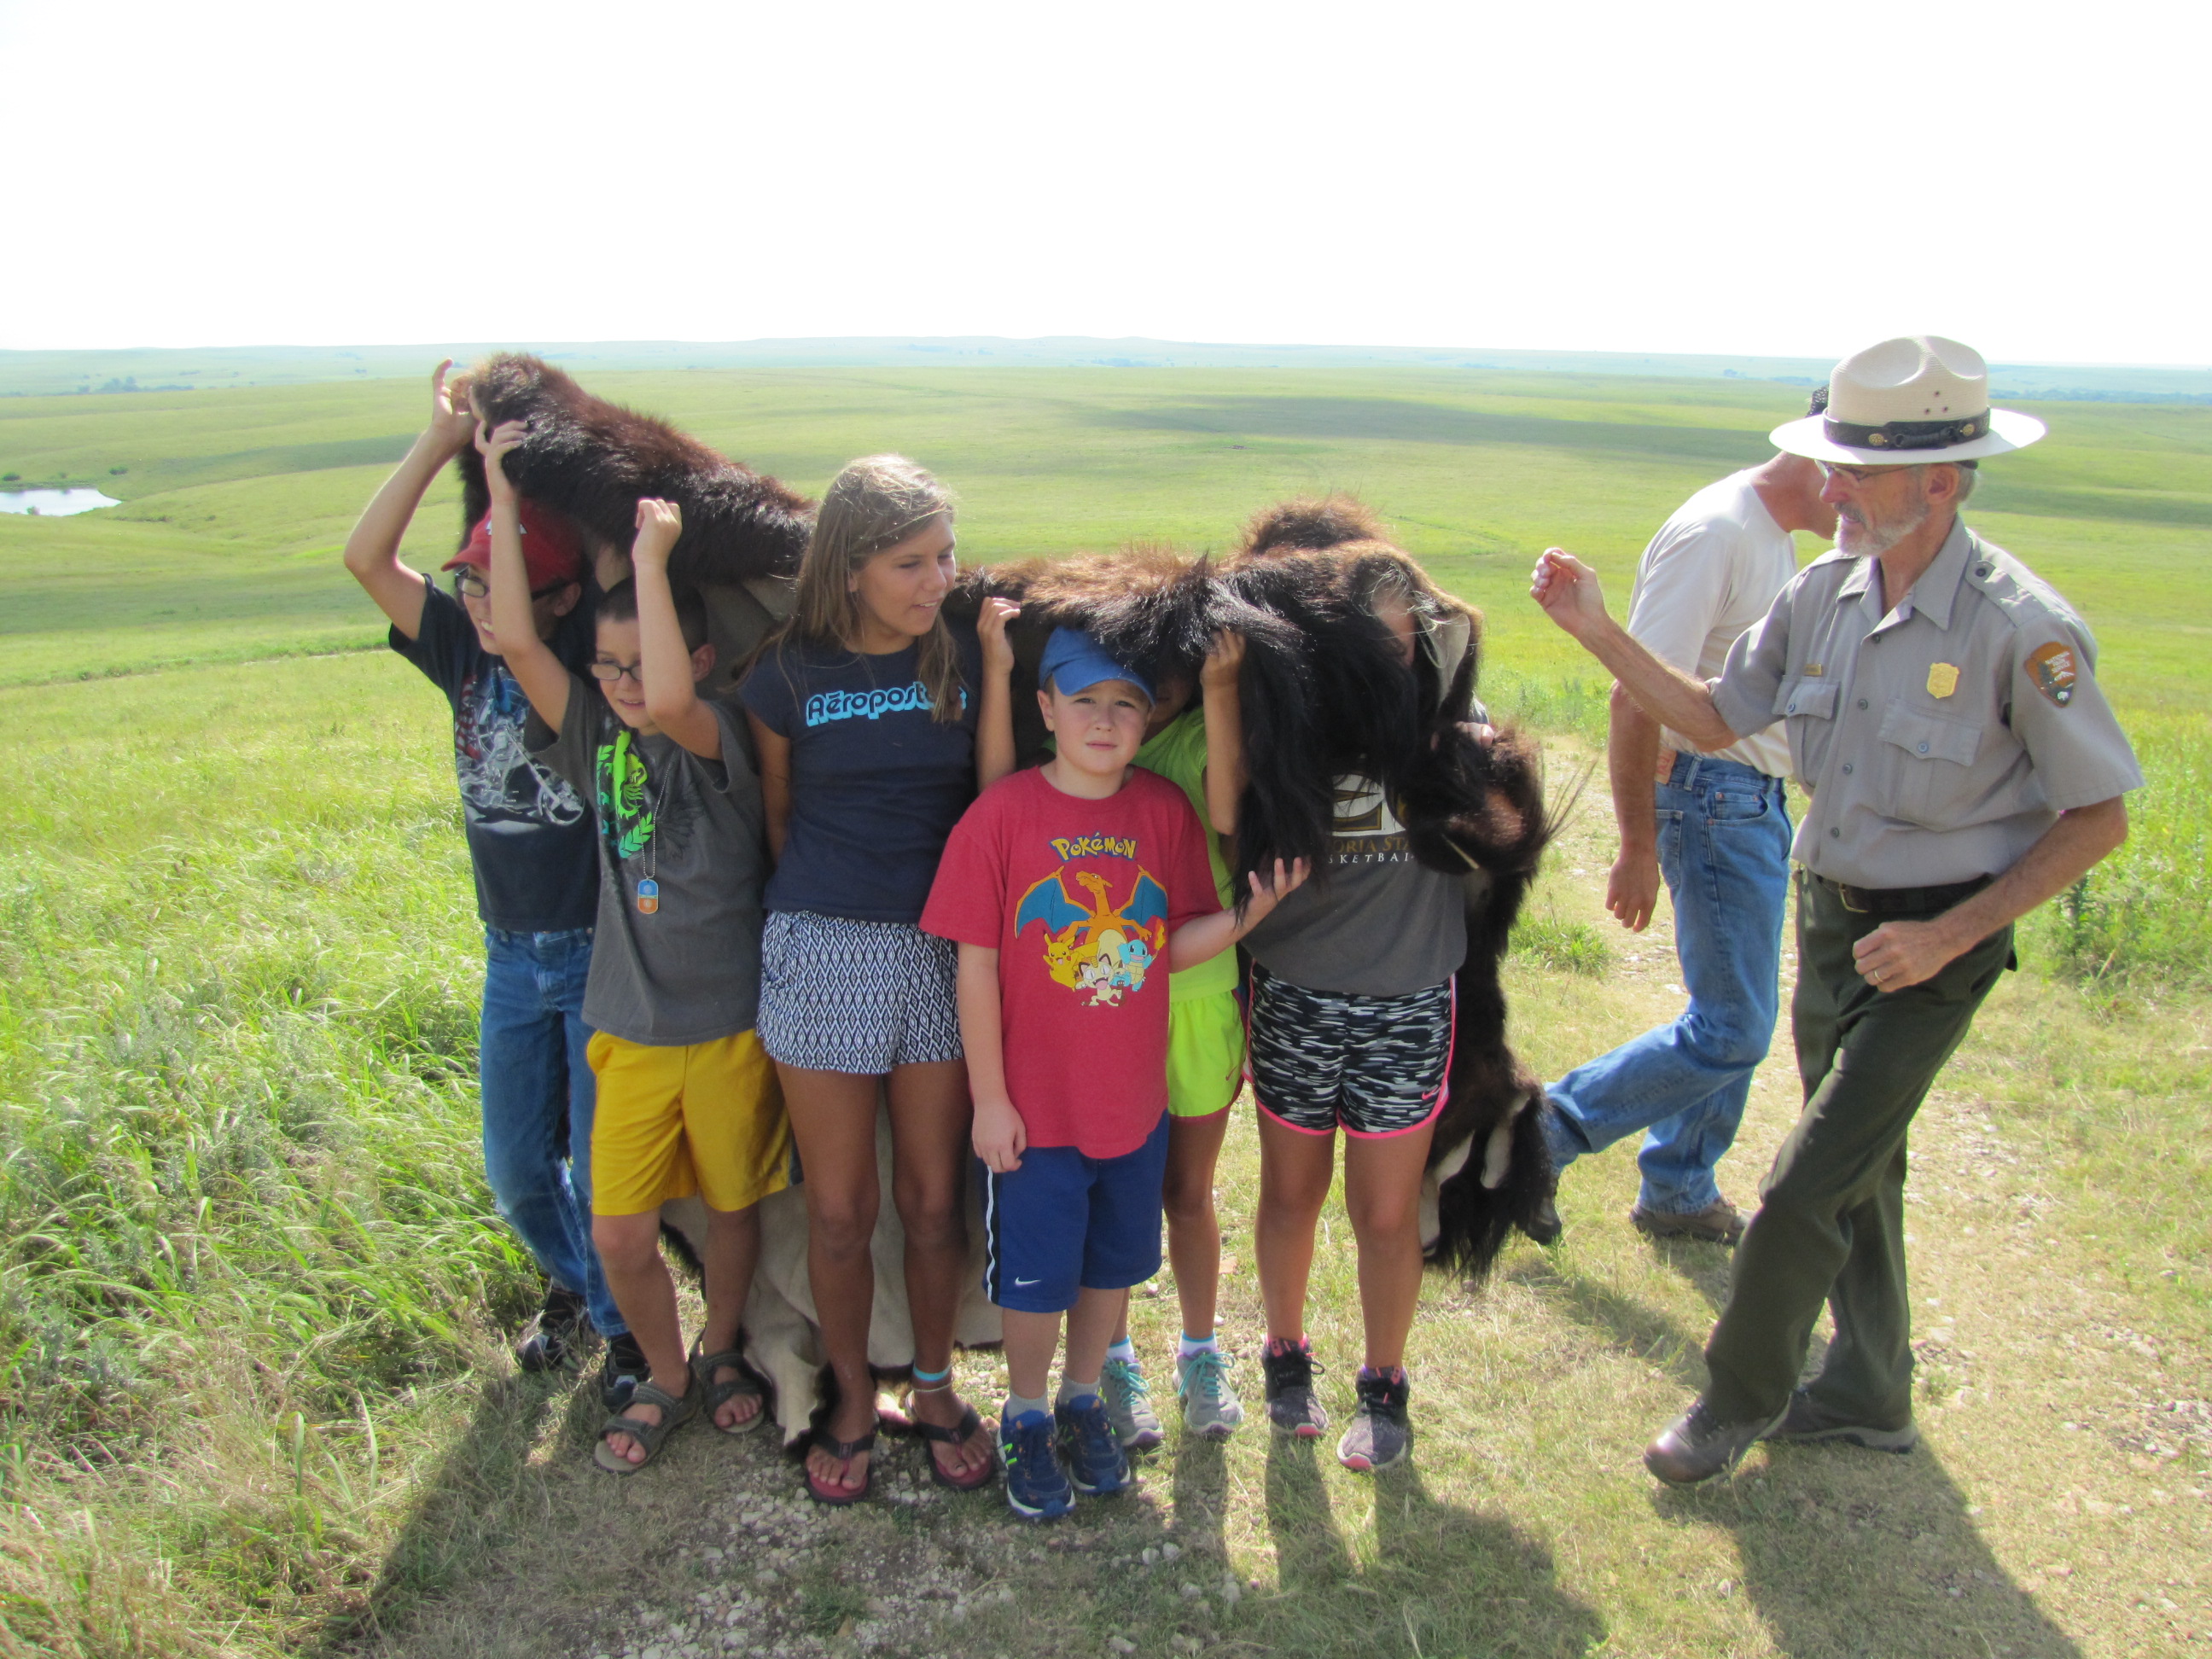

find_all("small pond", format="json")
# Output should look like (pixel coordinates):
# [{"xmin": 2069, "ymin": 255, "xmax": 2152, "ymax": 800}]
[{"xmin": 0, "ymin": 488, "xmax": 121, "ymax": 516}]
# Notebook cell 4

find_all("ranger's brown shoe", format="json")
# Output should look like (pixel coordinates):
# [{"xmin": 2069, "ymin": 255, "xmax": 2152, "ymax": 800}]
[
  {"xmin": 1631, "ymin": 1198, "xmax": 1747, "ymax": 1246},
  {"xmin": 1644, "ymin": 1399, "xmax": 1784, "ymax": 1485}
]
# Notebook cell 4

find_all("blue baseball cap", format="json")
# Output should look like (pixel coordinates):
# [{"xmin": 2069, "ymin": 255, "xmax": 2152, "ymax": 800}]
[{"xmin": 1039, "ymin": 627, "xmax": 1154, "ymax": 701}]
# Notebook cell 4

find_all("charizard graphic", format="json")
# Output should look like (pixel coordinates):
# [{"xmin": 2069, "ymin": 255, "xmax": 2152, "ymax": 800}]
[{"xmin": 1015, "ymin": 866, "xmax": 1171, "ymax": 1003}]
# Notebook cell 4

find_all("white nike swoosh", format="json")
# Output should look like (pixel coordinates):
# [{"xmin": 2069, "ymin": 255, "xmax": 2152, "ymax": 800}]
[{"xmin": 1014, "ymin": 1277, "xmax": 1040, "ymax": 1286}]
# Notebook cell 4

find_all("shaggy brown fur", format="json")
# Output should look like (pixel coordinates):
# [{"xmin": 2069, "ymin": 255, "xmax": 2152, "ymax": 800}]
[
  {"xmin": 948, "ymin": 544, "xmax": 1301, "ymax": 766},
  {"xmin": 1239, "ymin": 494, "xmax": 1394, "ymax": 557},
  {"xmin": 456, "ymin": 353, "xmax": 814, "ymax": 593}
]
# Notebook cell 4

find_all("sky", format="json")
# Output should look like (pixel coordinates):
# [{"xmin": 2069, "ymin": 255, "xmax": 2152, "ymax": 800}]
[{"xmin": 4, "ymin": 0, "xmax": 2207, "ymax": 364}]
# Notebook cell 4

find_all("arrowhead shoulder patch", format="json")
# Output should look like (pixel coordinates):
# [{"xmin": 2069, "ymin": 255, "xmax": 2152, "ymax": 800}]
[{"xmin": 2028, "ymin": 639, "xmax": 2078, "ymax": 707}]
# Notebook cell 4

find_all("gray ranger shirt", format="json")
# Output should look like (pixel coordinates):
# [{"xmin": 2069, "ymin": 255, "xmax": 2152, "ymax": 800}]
[
  {"xmin": 528, "ymin": 681, "xmax": 768, "ymax": 1047},
  {"xmin": 1709, "ymin": 517, "xmax": 2142, "ymax": 889}
]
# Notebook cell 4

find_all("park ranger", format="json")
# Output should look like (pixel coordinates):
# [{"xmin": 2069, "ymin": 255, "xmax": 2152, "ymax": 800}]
[{"xmin": 1528, "ymin": 335, "xmax": 2143, "ymax": 1484}]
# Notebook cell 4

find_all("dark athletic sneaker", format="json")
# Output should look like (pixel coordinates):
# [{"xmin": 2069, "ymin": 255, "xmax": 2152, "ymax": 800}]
[
  {"xmin": 515, "ymin": 1284, "xmax": 588, "ymax": 1375},
  {"xmin": 599, "ymin": 1331, "xmax": 649, "ymax": 1412},
  {"xmin": 1260, "ymin": 1337, "xmax": 1329, "ymax": 1439},
  {"xmin": 1000, "ymin": 1409, "xmax": 1074, "ymax": 1521},
  {"xmin": 1761, "ymin": 1390, "xmax": 1918, "ymax": 1453},
  {"xmin": 1055, "ymin": 1395, "xmax": 1132, "ymax": 1496},
  {"xmin": 1337, "ymin": 1367, "xmax": 1412, "ymax": 1472}
]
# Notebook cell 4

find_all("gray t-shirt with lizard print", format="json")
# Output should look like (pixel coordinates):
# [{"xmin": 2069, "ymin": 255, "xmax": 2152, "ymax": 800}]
[{"xmin": 529, "ymin": 680, "xmax": 767, "ymax": 1046}]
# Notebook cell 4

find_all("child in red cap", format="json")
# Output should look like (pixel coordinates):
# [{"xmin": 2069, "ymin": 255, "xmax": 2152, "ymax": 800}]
[{"xmin": 341, "ymin": 360, "xmax": 641, "ymax": 1409}]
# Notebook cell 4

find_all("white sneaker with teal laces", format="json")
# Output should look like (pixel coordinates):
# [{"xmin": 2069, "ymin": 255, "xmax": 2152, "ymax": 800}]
[
  {"xmin": 1176, "ymin": 1348, "xmax": 1246, "ymax": 1440},
  {"xmin": 1099, "ymin": 1356, "xmax": 1164, "ymax": 1449}
]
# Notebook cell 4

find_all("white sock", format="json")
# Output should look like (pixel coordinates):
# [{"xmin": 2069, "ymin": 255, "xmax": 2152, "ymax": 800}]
[
  {"xmin": 1004, "ymin": 1389, "xmax": 1051, "ymax": 1423},
  {"xmin": 1105, "ymin": 1338, "xmax": 1138, "ymax": 1365},
  {"xmin": 1178, "ymin": 1331, "xmax": 1220, "ymax": 1360},
  {"xmin": 1057, "ymin": 1374, "xmax": 1100, "ymax": 1406}
]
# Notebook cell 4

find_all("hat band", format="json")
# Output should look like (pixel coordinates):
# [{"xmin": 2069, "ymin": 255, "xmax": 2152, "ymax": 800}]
[{"xmin": 1823, "ymin": 411, "xmax": 1988, "ymax": 451}]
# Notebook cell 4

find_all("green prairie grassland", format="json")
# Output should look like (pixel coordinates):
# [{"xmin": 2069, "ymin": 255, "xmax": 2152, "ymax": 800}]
[{"xmin": 0, "ymin": 369, "xmax": 2205, "ymax": 1659}]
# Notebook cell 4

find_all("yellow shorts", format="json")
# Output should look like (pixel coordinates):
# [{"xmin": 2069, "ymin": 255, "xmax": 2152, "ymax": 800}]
[
  {"xmin": 1167, "ymin": 991, "xmax": 1245, "ymax": 1119},
  {"xmin": 587, "ymin": 1028, "xmax": 793, "ymax": 1216}
]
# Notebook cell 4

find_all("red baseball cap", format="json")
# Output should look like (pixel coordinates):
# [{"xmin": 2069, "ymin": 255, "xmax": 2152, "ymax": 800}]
[{"xmin": 445, "ymin": 500, "xmax": 587, "ymax": 590}]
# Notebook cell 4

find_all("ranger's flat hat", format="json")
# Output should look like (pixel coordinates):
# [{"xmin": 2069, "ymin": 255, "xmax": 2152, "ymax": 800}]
[{"xmin": 1771, "ymin": 335, "xmax": 2045, "ymax": 465}]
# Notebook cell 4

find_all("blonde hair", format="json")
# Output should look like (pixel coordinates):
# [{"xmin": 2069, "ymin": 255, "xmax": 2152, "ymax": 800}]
[{"xmin": 779, "ymin": 455, "xmax": 964, "ymax": 722}]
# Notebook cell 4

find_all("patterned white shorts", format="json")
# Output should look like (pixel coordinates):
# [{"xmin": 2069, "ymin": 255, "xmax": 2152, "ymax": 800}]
[{"xmin": 757, "ymin": 911, "xmax": 963, "ymax": 1075}]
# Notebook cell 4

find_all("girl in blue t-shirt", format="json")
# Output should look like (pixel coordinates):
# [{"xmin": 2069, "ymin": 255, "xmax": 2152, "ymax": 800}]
[{"xmin": 739, "ymin": 455, "xmax": 1012, "ymax": 1504}]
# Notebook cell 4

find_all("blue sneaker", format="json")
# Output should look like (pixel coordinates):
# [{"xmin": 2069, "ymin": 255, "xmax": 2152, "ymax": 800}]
[
  {"xmin": 998, "ymin": 1409, "xmax": 1074, "ymax": 1520},
  {"xmin": 1055, "ymin": 1394, "xmax": 1132, "ymax": 1496}
]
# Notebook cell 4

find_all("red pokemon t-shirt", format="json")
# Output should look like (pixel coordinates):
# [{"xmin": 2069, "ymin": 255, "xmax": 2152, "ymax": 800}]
[{"xmin": 922, "ymin": 765, "xmax": 1220, "ymax": 1158}]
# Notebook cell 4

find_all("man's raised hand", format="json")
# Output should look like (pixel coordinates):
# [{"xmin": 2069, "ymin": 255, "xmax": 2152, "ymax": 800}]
[{"xmin": 1529, "ymin": 548, "xmax": 1610, "ymax": 638}]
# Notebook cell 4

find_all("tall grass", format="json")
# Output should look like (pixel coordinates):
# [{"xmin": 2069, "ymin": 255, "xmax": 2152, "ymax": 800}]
[
  {"xmin": 0, "ymin": 658, "xmax": 533, "ymax": 1655},
  {"xmin": 2023, "ymin": 709, "xmax": 2212, "ymax": 985}
]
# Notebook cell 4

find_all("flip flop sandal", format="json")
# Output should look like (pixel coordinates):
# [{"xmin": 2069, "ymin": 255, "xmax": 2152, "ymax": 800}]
[
  {"xmin": 592, "ymin": 1377, "xmax": 699, "ymax": 1475},
  {"xmin": 691, "ymin": 1341, "xmax": 771, "ymax": 1436},
  {"xmin": 916, "ymin": 1403, "xmax": 996, "ymax": 1492},
  {"xmin": 804, "ymin": 1428, "xmax": 877, "ymax": 1506}
]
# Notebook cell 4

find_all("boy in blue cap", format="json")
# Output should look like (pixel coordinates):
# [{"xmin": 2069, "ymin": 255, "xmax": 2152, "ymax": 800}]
[{"xmin": 922, "ymin": 628, "xmax": 1305, "ymax": 1519}]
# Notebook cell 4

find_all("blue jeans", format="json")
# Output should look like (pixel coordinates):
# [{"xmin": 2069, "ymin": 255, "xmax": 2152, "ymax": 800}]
[
  {"xmin": 480, "ymin": 927, "xmax": 624, "ymax": 1337},
  {"xmin": 1544, "ymin": 754, "xmax": 1791, "ymax": 1215}
]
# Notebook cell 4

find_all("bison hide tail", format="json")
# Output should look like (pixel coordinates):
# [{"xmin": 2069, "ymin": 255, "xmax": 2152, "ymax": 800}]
[{"xmin": 1422, "ymin": 1082, "xmax": 1554, "ymax": 1282}]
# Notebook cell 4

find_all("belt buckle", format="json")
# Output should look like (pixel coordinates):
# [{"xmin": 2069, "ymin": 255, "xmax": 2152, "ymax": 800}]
[{"xmin": 1837, "ymin": 882, "xmax": 1869, "ymax": 914}]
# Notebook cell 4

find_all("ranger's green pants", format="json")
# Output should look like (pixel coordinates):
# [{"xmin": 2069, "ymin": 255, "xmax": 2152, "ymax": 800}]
[{"xmin": 1703, "ymin": 872, "xmax": 2013, "ymax": 1428}]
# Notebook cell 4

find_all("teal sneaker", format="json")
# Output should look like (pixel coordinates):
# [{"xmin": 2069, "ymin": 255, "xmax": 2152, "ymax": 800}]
[
  {"xmin": 1175, "ymin": 1348, "xmax": 1246, "ymax": 1440},
  {"xmin": 1100, "ymin": 1356, "xmax": 1165, "ymax": 1450}
]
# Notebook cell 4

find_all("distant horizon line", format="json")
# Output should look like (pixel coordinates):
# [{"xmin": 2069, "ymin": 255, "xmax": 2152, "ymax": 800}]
[{"xmin": 3, "ymin": 334, "xmax": 2209, "ymax": 373}]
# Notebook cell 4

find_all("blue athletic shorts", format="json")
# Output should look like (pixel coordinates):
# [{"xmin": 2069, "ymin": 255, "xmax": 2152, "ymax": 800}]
[{"xmin": 981, "ymin": 1110, "xmax": 1170, "ymax": 1313}]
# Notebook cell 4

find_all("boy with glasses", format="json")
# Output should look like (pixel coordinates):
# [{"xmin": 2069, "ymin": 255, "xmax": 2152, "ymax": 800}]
[
  {"xmin": 485, "ymin": 422, "xmax": 790, "ymax": 1472},
  {"xmin": 342, "ymin": 361, "xmax": 643, "ymax": 1407}
]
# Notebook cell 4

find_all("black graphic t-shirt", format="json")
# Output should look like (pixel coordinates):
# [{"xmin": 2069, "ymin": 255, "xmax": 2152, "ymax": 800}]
[
  {"xmin": 1240, "ymin": 774, "xmax": 1466, "ymax": 996},
  {"xmin": 739, "ymin": 629, "xmax": 981, "ymax": 924},
  {"xmin": 529, "ymin": 683, "xmax": 768, "ymax": 1046},
  {"xmin": 390, "ymin": 581, "xmax": 599, "ymax": 933}
]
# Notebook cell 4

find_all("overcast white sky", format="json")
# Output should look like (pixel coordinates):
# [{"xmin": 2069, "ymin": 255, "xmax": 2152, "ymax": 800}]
[{"xmin": 4, "ymin": 0, "xmax": 2205, "ymax": 364}]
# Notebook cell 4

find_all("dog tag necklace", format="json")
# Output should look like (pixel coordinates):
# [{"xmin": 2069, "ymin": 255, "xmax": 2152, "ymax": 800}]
[{"xmin": 635, "ymin": 748, "xmax": 673, "ymax": 916}]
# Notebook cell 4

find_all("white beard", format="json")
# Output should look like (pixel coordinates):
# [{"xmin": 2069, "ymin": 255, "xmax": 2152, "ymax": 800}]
[{"xmin": 1836, "ymin": 490, "xmax": 1930, "ymax": 558}]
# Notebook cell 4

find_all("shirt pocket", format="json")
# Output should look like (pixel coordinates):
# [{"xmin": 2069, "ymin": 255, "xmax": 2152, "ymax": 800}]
[
  {"xmin": 1778, "ymin": 678, "xmax": 1837, "ymax": 721},
  {"xmin": 1877, "ymin": 701, "xmax": 1984, "ymax": 826}
]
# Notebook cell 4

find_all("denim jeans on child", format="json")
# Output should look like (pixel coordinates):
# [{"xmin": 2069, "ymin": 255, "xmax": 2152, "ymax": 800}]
[
  {"xmin": 480, "ymin": 927, "xmax": 623, "ymax": 1337},
  {"xmin": 1543, "ymin": 754, "xmax": 1791, "ymax": 1216}
]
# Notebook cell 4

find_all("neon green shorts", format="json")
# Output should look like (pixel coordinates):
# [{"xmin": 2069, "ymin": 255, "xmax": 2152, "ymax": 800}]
[{"xmin": 1167, "ymin": 991, "xmax": 1246, "ymax": 1119}]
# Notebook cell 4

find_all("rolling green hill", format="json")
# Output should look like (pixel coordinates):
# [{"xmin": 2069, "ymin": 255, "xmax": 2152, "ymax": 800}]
[{"xmin": 3, "ymin": 366, "xmax": 2208, "ymax": 713}]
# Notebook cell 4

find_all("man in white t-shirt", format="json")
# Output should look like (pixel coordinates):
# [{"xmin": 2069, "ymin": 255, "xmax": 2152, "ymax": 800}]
[{"xmin": 1534, "ymin": 405, "xmax": 1836, "ymax": 1244}]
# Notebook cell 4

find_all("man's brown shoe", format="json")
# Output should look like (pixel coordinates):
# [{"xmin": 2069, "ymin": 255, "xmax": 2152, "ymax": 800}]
[
  {"xmin": 1644, "ymin": 1399, "xmax": 1785, "ymax": 1486},
  {"xmin": 1630, "ymin": 1199, "xmax": 1746, "ymax": 1246},
  {"xmin": 1761, "ymin": 1390, "xmax": 1918, "ymax": 1453}
]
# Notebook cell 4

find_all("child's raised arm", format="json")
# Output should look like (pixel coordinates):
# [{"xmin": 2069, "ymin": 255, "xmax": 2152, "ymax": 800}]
[
  {"xmin": 1169, "ymin": 857, "xmax": 1308, "ymax": 970},
  {"xmin": 631, "ymin": 499, "xmax": 724, "ymax": 760},
  {"xmin": 975, "ymin": 596, "xmax": 1022, "ymax": 789},
  {"xmin": 1200, "ymin": 628, "xmax": 1249, "ymax": 835},
  {"xmin": 480, "ymin": 421, "xmax": 571, "ymax": 732},
  {"xmin": 341, "ymin": 360, "xmax": 478, "ymax": 640}
]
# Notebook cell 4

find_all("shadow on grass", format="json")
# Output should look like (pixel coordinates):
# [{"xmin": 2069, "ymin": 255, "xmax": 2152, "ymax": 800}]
[
  {"xmin": 1504, "ymin": 1255, "xmax": 1713, "ymax": 1391},
  {"xmin": 1657, "ymin": 1444, "xmax": 2087, "ymax": 1659},
  {"xmin": 1516, "ymin": 1262, "xmax": 2081, "ymax": 1657},
  {"xmin": 297, "ymin": 1370, "xmax": 568, "ymax": 1657},
  {"xmin": 1253, "ymin": 1436, "xmax": 1606, "ymax": 1657}
]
